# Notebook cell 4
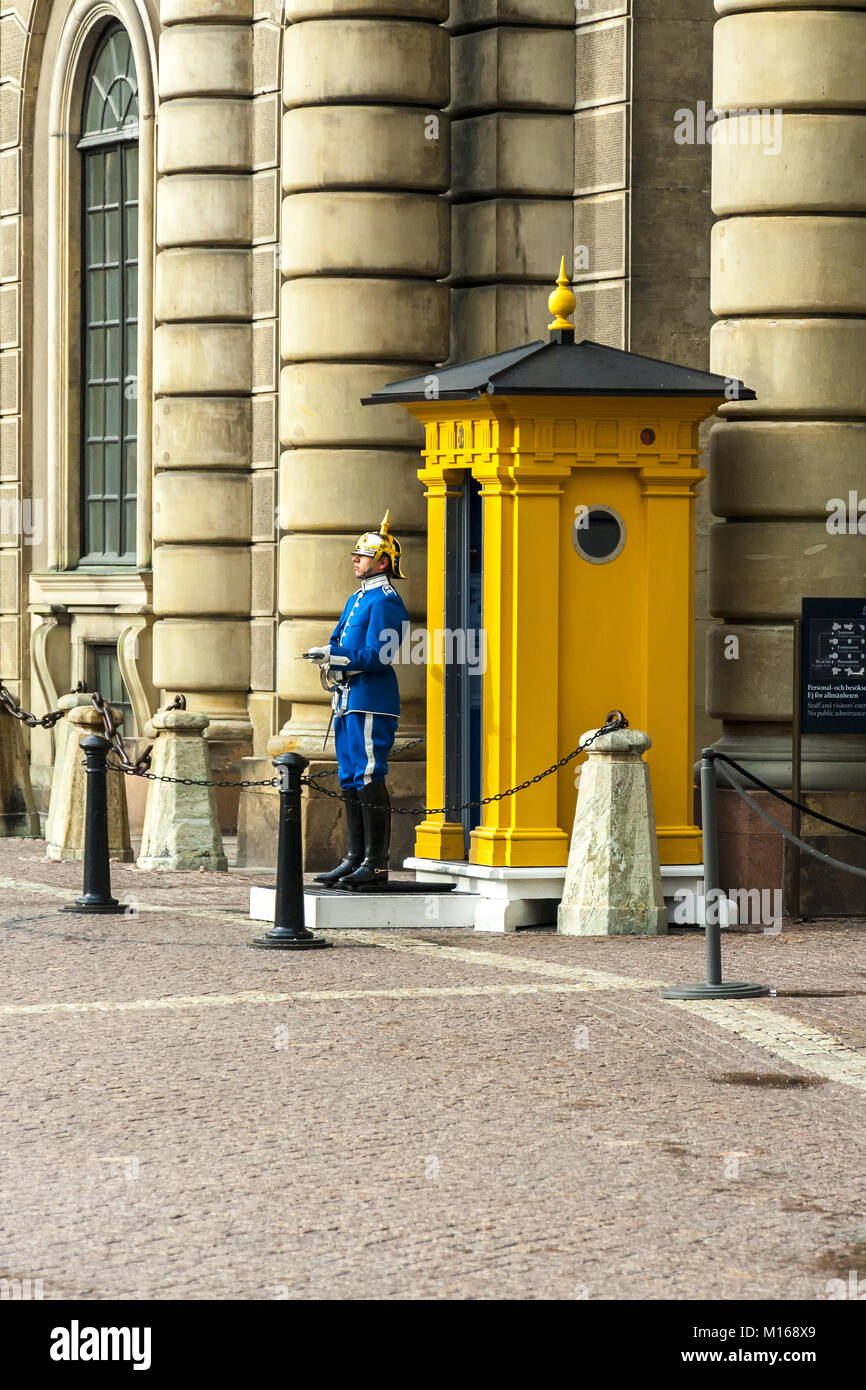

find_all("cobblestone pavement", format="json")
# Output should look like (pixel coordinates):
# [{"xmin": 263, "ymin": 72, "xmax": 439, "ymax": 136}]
[{"xmin": 2, "ymin": 839, "xmax": 866, "ymax": 1301}]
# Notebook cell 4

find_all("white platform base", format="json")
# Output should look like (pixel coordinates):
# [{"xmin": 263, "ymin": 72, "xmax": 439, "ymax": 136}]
[
  {"xmin": 248, "ymin": 865, "xmax": 739, "ymax": 935},
  {"xmin": 248, "ymin": 884, "xmax": 479, "ymax": 930},
  {"xmin": 403, "ymin": 859, "xmax": 737, "ymax": 933}
]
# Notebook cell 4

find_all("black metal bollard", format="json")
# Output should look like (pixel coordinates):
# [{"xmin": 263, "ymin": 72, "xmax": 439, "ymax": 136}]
[
  {"xmin": 252, "ymin": 751, "xmax": 330, "ymax": 950},
  {"xmin": 64, "ymin": 735, "xmax": 126, "ymax": 915},
  {"xmin": 661, "ymin": 751, "xmax": 768, "ymax": 1000}
]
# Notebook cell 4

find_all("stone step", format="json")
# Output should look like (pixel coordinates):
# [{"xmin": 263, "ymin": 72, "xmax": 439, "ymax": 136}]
[{"xmin": 249, "ymin": 885, "xmax": 478, "ymax": 930}]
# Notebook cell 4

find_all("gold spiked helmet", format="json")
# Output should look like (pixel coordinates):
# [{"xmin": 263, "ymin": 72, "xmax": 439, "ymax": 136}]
[{"xmin": 353, "ymin": 509, "xmax": 406, "ymax": 579}]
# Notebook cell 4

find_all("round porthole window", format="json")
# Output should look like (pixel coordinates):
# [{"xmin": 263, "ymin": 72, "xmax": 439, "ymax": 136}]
[{"xmin": 572, "ymin": 506, "xmax": 626, "ymax": 564}]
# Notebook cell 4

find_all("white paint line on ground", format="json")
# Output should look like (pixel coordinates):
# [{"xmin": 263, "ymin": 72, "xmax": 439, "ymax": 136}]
[
  {"xmin": 339, "ymin": 931, "xmax": 665, "ymax": 990},
  {"xmin": 0, "ymin": 875, "xmax": 256, "ymax": 928},
  {"xmin": 668, "ymin": 998, "xmax": 866, "ymax": 1094},
  {"xmin": 0, "ymin": 981, "xmax": 593, "ymax": 1017},
  {"xmin": 4, "ymin": 872, "xmax": 865, "ymax": 1094}
]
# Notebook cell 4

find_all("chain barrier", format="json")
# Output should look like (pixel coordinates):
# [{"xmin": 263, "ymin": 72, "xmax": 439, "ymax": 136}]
[
  {"xmin": 302, "ymin": 710, "xmax": 628, "ymax": 815},
  {"xmin": 3, "ymin": 682, "xmax": 624, "ymax": 805},
  {"xmin": 713, "ymin": 756, "xmax": 866, "ymax": 881},
  {"xmin": 106, "ymin": 734, "xmax": 429, "ymax": 789},
  {"xmin": 0, "ymin": 679, "xmax": 68, "ymax": 729},
  {"xmin": 710, "ymin": 750, "xmax": 866, "ymax": 839}
]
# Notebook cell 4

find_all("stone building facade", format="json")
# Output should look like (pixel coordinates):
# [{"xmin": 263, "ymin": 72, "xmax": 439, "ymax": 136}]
[{"xmin": 1, "ymin": 0, "xmax": 863, "ymax": 866}]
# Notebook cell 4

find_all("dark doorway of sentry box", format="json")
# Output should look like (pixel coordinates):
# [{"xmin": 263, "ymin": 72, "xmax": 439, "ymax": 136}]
[{"xmin": 443, "ymin": 472, "xmax": 483, "ymax": 854}]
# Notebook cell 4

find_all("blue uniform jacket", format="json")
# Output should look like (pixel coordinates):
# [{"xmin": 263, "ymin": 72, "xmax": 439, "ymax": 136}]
[{"xmin": 328, "ymin": 574, "xmax": 409, "ymax": 718}]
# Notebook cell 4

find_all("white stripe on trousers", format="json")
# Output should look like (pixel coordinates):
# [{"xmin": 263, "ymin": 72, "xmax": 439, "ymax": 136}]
[{"xmin": 362, "ymin": 713, "xmax": 376, "ymax": 784}]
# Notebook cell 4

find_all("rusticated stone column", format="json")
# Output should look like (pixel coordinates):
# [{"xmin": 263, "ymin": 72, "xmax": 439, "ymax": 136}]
[
  {"xmin": 708, "ymin": 3, "xmax": 866, "ymax": 793},
  {"xmin": 449, "ymin": 0, "xmax": 575, "ymax": 358},
  {"xmin": 248, "ymin": 0, "xmax": 449, "ymax": 869},
  {"xmin": 152, "ymin": 0, "xmax": 255, "ymax": 827}
]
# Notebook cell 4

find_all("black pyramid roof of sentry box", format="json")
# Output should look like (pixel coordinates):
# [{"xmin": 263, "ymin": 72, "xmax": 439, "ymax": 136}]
[{"xmin": 361, "ymin": 335, "xmax": 757, "ymax": 405}]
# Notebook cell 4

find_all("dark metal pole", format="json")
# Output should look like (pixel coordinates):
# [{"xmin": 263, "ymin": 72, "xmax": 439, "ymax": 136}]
[
  {"xmin": 700, "ymin": 752, "xmax": 722, "ymax": 987},
  {"xmin": 252, "ymin": 751, "xmax": 331, "ymax": 950},
  {"xmin": 661, "ymin": 748, "xmax": 769, "ymax": 1000},
  {"xmin": 64, "ymin": 734, "xmax": 125, "ymax": 914}
]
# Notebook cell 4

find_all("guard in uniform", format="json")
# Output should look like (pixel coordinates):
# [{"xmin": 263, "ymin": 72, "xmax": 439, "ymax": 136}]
[{"xmin": 306, "ymin": 512, "xmax": 409, "ymax": 887}]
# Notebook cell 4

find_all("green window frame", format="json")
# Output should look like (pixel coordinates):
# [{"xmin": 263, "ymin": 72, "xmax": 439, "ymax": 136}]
[
  {"xmin": 88, "ymin": 644, "xmax": 135, "ymax": 735},
  {"xmin": 78, "ymin": 25, "xmax": 139, "ymax": 565}
]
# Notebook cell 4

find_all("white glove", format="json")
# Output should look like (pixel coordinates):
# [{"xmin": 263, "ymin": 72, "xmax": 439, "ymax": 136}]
[{"xmin": 306, "ymin": 645, "xmax": 331, "ymax": 667}]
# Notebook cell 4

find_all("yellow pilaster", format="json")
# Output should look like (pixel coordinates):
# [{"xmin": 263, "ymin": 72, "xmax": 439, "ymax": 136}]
[
  {"xmin": 469, "ymin": 440, "xmax": 571, "ymax": 867},
  {"xmin": 413, "ymin": 463, "xmax": 467, "ymax": 862},
  {"xmin": 640, "ymin": 449, "xmax": 704, "ymax": 865}
]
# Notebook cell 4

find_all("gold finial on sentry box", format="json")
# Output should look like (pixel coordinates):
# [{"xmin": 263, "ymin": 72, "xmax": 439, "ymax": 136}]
[{"xmin": 547, "ymin": 255, "xmax": 576, "ymax": 335}]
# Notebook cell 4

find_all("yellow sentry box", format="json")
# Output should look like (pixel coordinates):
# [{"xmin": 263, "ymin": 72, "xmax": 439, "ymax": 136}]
[{"xmin": 364, "ymin": 263, "xmax": 754, "ymax": 871}]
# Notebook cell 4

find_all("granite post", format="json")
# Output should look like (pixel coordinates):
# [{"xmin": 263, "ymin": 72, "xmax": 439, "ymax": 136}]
[
  {"xmin": 558, "ymin": 727, "xmax": 667, "ymax": 936},
  {"xmin": 137, "ymin": 710, "xmax": 227, "ymax": 871}
]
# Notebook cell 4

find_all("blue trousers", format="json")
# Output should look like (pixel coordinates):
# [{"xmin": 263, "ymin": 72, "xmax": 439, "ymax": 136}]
[{"xmin": 334, "ymin": 712, "xmax": 399, "ymax": 789}]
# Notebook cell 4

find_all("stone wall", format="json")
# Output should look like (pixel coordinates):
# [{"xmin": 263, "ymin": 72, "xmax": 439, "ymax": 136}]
[{"xmin": 708, "ymin": 0, "xmax": 866, "ymax": 791}]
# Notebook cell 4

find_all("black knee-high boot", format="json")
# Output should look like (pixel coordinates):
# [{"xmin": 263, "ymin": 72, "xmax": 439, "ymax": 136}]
[
  {"xmin": 338, "ymin": 781, "xmax": 391, "ymax": 888},
  {"xmin": 314, "ymin": 785, "xmax": 364, "ymax": 884}
]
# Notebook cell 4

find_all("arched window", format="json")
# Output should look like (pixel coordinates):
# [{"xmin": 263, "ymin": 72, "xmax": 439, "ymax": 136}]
[{"xmin": 77, "ymin": 25, "xmax": 139, "ymax": 563}]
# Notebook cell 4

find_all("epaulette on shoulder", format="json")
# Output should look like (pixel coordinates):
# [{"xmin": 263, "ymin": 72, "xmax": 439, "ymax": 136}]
[{"xmin": 382, "ymin": 583, "xmax": 395, "ymax": 595}]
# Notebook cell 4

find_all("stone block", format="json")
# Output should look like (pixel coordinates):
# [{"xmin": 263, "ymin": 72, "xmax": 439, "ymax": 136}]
[
  {"xmin": 156, "ymin": 174, "xmax": 251, "ymax": 246},
  {"xmin": 162, "ymin": 0, "xmax": 252, "ymax": 21},
  {"xmin": 709, "ymin": 521, "xmax": 866, "ymax": 621},
  {"xmin": 451, "ymin": 282, "xmax": 554, "ymax": 359},
  {"xmin": 280, "ymin": 192, "xmax": 448, "ymax": 276},
  {"xmin": 452, "ymin": 112, "xmax": 573, "ymax": 197},
  {"xmin": 449, "ymin": 0, "xmax": 575, "ymax": 28},
  {"xmin": 282, "ymin": 105, "xmax": 449, "ymax": 193},
  {"xmin": 287, "ymin": 0, "xmax": 447, "ymax": 15},
  {"xmin": 278, "ymin": 533, "xmax": 426, "ymax": 618},
  {"xmin": 157, "ymin": 99, "xmax": 252, "ymax": 173},
  {"xmin": 279, "ymin": 362, "xmax": 425, "ymax": 448},
  {"xmin": 710, "ymin": 318, "xmax": 866, "ymax": 418},
  {"xmin": 574, "ymin": 105, "xmax": 628, "ymax": 195},
  {"xmin": 714, "ymin": 12, "xmax": 866, "ymax": 111},
  {"xmin": 153, "ymin": 545, "xmax": 251, "ymax": 616},
  {"xmin": 153, "ymin": 396, "xmax": 251, "ymax": 469},
  {"xmin": 152, "ymin": 618, "xmax": 251, "ymax": 690},
  {"xmin": 711, "ymin": 115, "xmax": 866, "ymax": 215},
  {"xmin": 575, "ymin": 17, "xmax": 629, "ymax": 108},
  {"xmin": 280, "ymin": 278, "xmax": 449, "ymax": 363},
  {"xmin": 154, "ymin": 472, "xmax": 251, "ymax": 543},
  {"xmin": 159, "ymin": 24, "xmax": 252, "ymax": 98},
  {"xmin": 451, "ymin": 199, "xmax": 572, "ymax": 282},
  {"xmin": 283, "ymin": 20, "xmax": 449, "ymax": 107},
  {"xmin": 706, "ymin": 622, "xmax": 792, "ymax": 720},
  {"xmin": 155, "ymin": 248, "xmax": 251, "ymax": 321},
  {"xmin": 154, "ymin": 323, "xmax": 251, "ymax": 394},
  {"xmin": 712, "ymin": 217, "xmax": 866, "ymax": 315},
  {"xmin": 709, "ymin": 421, "xmax": 866, "ymax": 517},
  {"xmin": 451, "ymin": 28, "xmax": 575, "ymax": 116},
  {"xmin": 279, "ymin": 449, "xmax": 426, "ymax": 532}
]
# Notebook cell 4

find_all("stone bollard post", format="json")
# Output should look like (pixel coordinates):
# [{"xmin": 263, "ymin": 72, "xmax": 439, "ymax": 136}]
[
  {"xmin": 558, "ymin": 727, "xmax": 667, "ymax": 936},
  {"xmin": 0, "ymin": 710, "xmax": 41, "ymax": 836},
  {"xmin": 137, "ymin": 710, "xmax": 227, "ymax": 871},
  {"xmin": 46, "ymin": 704, "xmax": 133, "ymax": 862},
  {"xmin": 45, "ymin": 689, "xmax": 93, "ymax": 850}
]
